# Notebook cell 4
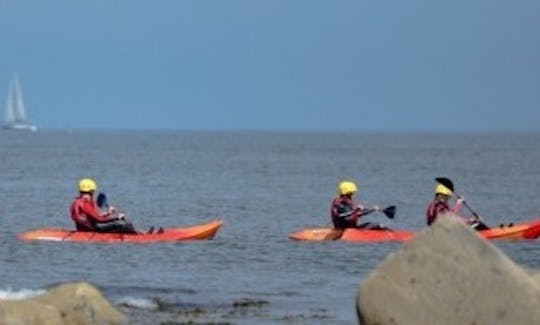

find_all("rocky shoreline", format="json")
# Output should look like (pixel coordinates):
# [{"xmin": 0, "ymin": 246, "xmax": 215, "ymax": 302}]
[{"xmin": 0, "ymin": 282, "xmax": 125, "ymax": 324}]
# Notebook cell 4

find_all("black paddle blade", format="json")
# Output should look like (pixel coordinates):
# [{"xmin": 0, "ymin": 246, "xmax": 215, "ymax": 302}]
[
  {"xmin": 435, "ymin": 177, "xmax": 454, "ymax": 192},
  {"xmin": 382, "ymin": 205, "xmax": 396, "ymax": 219},
  {"xmin": 96, "ymin": 192, "xmax": 108, "ymax": 209}
]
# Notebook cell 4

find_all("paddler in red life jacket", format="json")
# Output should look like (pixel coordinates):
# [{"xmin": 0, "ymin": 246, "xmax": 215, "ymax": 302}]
[
  {"xmin": 70, "ymin": 178, "xmax": 137, "ymax": 234},
  {"xmin": 426, "ymin": 183, "xmax": 479, "ymax": 227},
  {"xmin": 330, "ymin": 180, "xmax": 382, "ymax": 230}
]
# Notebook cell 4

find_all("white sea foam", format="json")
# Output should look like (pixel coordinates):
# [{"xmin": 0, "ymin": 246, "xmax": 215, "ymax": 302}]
[
  {"xmin": 115, "ymin": 296, "xmax": 159, "ymax": 310},
  {"xmin": 0, "ymin": 288, "xmax": 45, "ymax": 300}
]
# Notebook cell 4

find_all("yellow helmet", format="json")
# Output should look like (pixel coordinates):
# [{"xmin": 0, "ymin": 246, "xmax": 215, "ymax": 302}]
[
  {"xmin": 434, "ymin": 184, "xmax": 452, "ymax": 196},
  {"xmin": 78, "ymin": 178, "xmax": 97, "ymax": 193},
  {"xmin": 337, "ymin": 181, "xmax": 358, "ymax": 195}
]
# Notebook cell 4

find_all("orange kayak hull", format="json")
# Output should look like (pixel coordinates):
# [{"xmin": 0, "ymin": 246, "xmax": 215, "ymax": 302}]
[
  {"xmin": 289, "ymin": 218, "xmax": 540, "ymax": 242},
  {"xmin": 479, "ymin": 219, "xmax": 540, "ymax": 240},
  {"xmin": 18, "ymin": 219, "xmax": 224, "ymax": 243},
  {"xmin": 289, "ymin": 227, "xmax": 414, "ymax": 242}
]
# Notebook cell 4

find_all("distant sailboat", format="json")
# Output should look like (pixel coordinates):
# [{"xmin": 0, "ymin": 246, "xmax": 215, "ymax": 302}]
[{"xmin": 3, "ymin": 75, "xmax": 37, "ymax": 131}]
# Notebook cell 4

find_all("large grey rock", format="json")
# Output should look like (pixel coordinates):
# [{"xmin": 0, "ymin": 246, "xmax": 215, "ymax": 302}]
[
  {"xmin": 357, "ymin": 214, "xmax": 540, "ymax": 325},
  {"xmin": 530, "ymin": 272, "xmax": 540, "ymax": 287},
  {"xmin": 0, "ymin": 282, "xmax": 126, "ymax": 325}
]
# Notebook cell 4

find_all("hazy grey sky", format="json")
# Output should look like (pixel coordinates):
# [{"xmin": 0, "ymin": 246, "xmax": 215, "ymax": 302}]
[{"xmin": 1, "ymin": 1, "xmax": 539, "ymax": 131}]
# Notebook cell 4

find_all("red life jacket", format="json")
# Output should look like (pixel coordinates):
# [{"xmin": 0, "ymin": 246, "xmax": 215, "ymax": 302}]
[
  {"xmin": 70, "ymin": 196, "xmax": 99, "ymax": 231},
  {"xmin": 425, "ymin": 199, "xmax": 450, "ymax": 225}
]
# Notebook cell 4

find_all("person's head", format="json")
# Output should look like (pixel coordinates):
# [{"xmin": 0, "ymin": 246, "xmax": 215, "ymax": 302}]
[
  {"xmin": 434, "ymin": 183, "xmax": 452, "ymax": 201},
  {"xmin": 337, "ymin": 180, "xmax": 358, "ymax": 197},
  {"xmin": 78, "ymin": 178, "xmax": 97, "ymax": 195}
]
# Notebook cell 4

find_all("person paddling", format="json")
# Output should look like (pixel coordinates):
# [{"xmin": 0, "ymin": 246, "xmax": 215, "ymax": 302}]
[
  {"xmin": 70, "ymin": 178, "xmax": 140, "ymax": 234},
  {"xmin": 330, "ymin": 180, "xmax": 386, "ymax": 230},
  {"xmin": 426, "ymin": 181, "xmax": 489, "ymax": 230}
]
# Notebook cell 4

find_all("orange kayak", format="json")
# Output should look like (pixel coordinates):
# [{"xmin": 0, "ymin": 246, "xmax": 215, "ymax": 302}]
[
  {"xmin": 289, "ymin": 227, "xmax": 414, "ymax": 242},
  {"xmin": 289, "ymin": 218, "xmax": 540, "ymax": 242},
  {"xmin": 18, "ymin": 219, "xmax": 224, "ymax": 243},
  {"xmin": 479, "ymin": 218, "xmax": 540, "ymax": 240}
]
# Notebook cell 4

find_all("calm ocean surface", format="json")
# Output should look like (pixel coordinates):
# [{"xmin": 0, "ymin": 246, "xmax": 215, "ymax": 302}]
[{"xmin": 1, "ymin": 130, "xmax": 540, "ymax": 324}]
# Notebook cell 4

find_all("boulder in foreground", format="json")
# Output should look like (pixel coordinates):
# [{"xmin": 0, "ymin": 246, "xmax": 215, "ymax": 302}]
[
  {"xmin": 0, "ymin": 282, "xmax": 126, "ymax": 325},
  {"xmin": 357, "ymin": 214, "xmax": 540, "ymax": 324}
]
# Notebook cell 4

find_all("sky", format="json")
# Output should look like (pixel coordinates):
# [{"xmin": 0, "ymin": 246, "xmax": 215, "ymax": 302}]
[{"xmin": 1, "ymin": 1, "xmax": 539, "ymax": 131}]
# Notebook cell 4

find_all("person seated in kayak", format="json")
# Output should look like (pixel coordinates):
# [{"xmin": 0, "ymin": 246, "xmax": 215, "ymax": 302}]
[
  {"xmin": 426, "ymin": 183, "xmax": 488, "ymax": 230},
  {"xmin": 331, "ymin": 180, "xmax": 385, "ymax": 230},
  {"xmin": 70, "ymin": 178, "xmax": 138, "ymax": 234}
]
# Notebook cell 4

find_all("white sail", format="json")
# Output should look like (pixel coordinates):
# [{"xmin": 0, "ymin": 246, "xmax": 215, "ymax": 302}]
[
  {"xmin": 3, "ymin": 74, "xmax": 37, "ymax": 131},
  {"xmin": 12, "ymin": 76, "xmax": 27, "ymax": 122},
  {"xmin": 5, "ymin": 81, "xmax": 15, "ymax": 123}
]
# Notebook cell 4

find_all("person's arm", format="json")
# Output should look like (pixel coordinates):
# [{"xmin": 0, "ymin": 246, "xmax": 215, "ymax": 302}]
[
  {"xmin": 450, "ymin": 196, "xmax": 464, "ymax": 214},
  {"xmin": 450, "ymin": 197, "xmax": 478, "ymax": 224},
  {"xmin": 358, "ymin": 205, "xmax": 379, "ymax": 216},
  {"xmin": 335, "ymin": 203, "xmax": 361, "ymax": 220},
  {"xmin": 79, "ymin": 201, "xmax": 117, "ymax": 223},
  {"xmin": 331, "ymin": 203, "xmax": 344, "ymax": 220}
]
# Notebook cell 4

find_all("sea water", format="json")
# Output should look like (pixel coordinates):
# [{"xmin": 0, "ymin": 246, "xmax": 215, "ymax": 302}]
[{"xmin": 1, "ymin": 130, "xmax": 539, "ymax": 324}]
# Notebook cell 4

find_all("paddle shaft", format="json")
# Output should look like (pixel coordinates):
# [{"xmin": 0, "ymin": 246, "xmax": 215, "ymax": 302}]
[
  {"xmin": 461, "ymin": 200, "xmax": 480, "ymax": 219},
  {"xmin": 359, "ymin": 205, "xmax": 395, "ymax": 219},
  {"xmin": 359, "ymin": 208, "xmax": 376, "ymax": 216},
  {"xmin": 328, "ymin": 205, "xmax": 395, "ymax": 227}
]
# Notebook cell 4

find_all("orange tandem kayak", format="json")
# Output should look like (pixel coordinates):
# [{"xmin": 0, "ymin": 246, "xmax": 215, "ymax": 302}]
[
  {"xmin": 289, "ymin": 218, "xmax": 540, "ymax": 242},
  {"xmin": 18, "ymin": 219, "xmax": 224, "ymax": 243}
]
